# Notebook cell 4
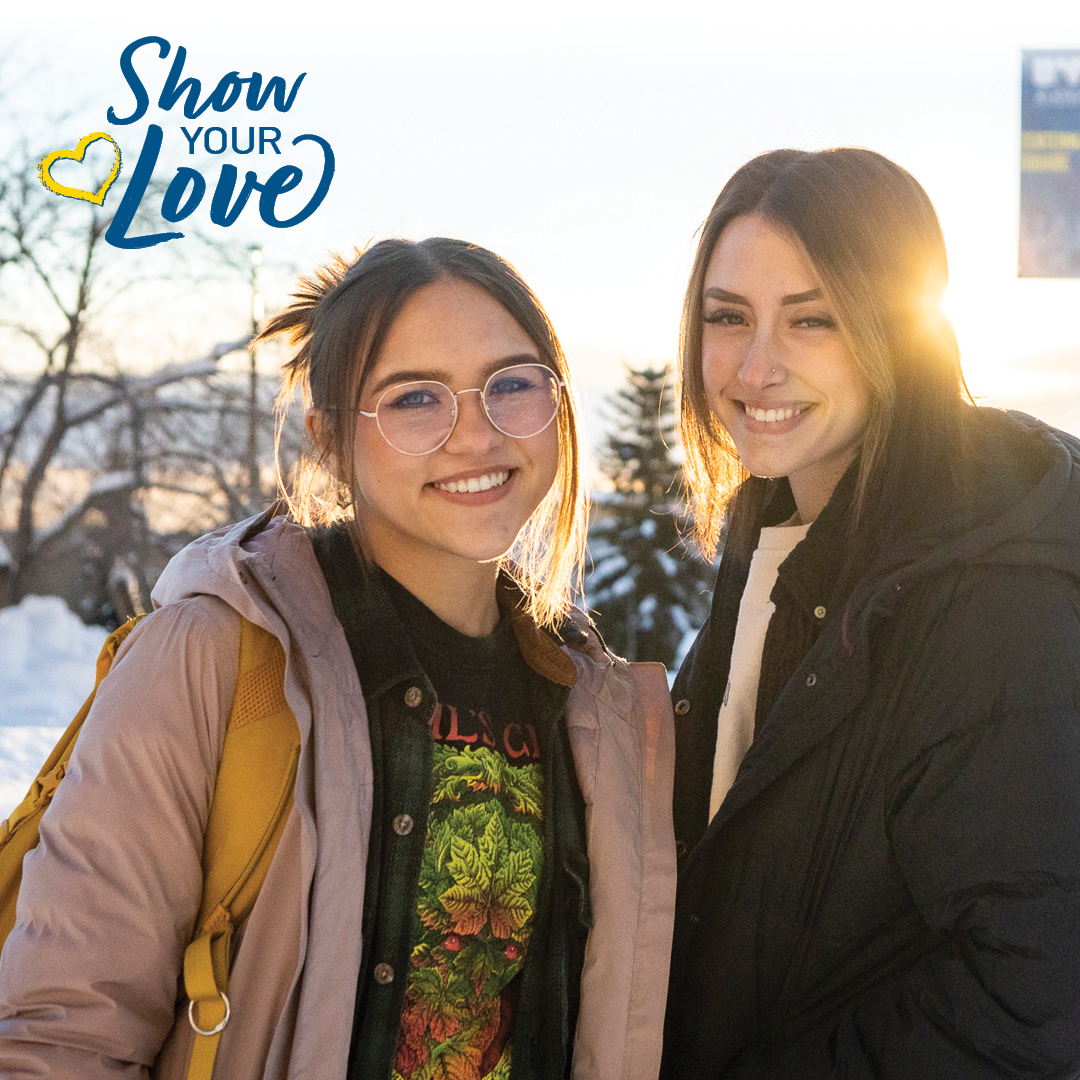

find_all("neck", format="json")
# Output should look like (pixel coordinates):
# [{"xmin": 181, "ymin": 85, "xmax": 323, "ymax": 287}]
[
  {"xmin": 789, "ymin": 455, "xmax": 859, "ymax": 526},
  {"xmin": 362, "ymin": 536, "xmax": 502, "ymax": 638}
]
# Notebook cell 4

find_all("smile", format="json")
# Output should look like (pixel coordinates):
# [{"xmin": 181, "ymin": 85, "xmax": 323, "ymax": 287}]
[
  {"xmin": 434, "ymin": 470, "xmax": 511, "ymax": 494},
  {"xmin": 742, "ymin": 403, "xmax": 809, "ymax": 423}
]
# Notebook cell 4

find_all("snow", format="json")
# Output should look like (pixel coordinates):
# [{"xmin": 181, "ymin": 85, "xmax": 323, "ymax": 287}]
[
  {"xmin": 89, "ymin": 469, "xmax": 134, "ymax": 495},
  {"xmin": 0, "ymin": 596, "xmax": 108, "ymax": 817}
]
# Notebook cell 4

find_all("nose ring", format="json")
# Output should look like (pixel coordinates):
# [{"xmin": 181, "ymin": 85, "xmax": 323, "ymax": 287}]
[{"xmin": 770, "ymin": 368, "xmax": 776, "ymax": 373}]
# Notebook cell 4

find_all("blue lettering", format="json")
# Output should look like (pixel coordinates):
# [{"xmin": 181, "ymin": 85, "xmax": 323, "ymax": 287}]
[
  {"xmin": 259, "ymin": 127, "xmax": 281, "ymax": 154},
  {"xmin": 104, "ymin": 125, "xmax": 183, "ymax": 249},
  {"xmin": 231, "ymin": 127, "xmax": 255, "ymax": 154},
  {"xmin": 204, "ymin": 127, "xmax": 227, "ymax": 154},
  {"xmin": 158, "ymin": 46, "xmax": 213, "ymax": 119},
  {"xmin": 246, "ymin": 72, "xmax": 307, "ymax": 112},
  {"xmin": 161, "ymin": 169, "xmax": 206, "ymax": 222},
  {"xmin": 209, "ymin": 166, "xmax": 261, "ymax": 226},
  {"xmin": 180, "ymin": 126, "xmax": 202, "ymax": 153},
  {"xmin": 107, "ymin": 36, "xmax": 169, "ymax": 126},
  {"xmin": 209, "ymin": 72, "xmax": 245, "ymax": 112},
  {"xmin": 258, "ymin": 134, "xmax": 334, "ymax": 228}
]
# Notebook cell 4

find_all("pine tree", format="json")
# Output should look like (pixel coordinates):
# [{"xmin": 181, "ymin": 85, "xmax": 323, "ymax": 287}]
[{"xmin": 586, "ymin": 365, "xmax": 714, "ymax": 668}]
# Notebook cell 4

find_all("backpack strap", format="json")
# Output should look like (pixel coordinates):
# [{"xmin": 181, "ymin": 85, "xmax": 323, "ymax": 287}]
[
  {"xmin": 0, "ymin": 614, "xmax": 147, "ymax": 943},
  {"xmin": 0, "ymin": 609, "xmax": 299, "ymax": 1080},
  {"xmin": 182, "ymin": 615, "xmax": 301, "ymax": 1080}
]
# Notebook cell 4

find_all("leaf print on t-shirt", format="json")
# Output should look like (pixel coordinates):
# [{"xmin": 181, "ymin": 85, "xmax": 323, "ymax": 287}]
[
  {"xmin": 433, "ymin": 745, "xmax": 543, "ymax": 816},
  {"xmin": 396, "ymin": 744, "xmax": 543, "ymax": 1080}
]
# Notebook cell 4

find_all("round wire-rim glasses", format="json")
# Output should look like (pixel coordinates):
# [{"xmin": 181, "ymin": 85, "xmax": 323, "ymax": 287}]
[{"xmin": 359, "ymin": 362, "xmax": 565, "ymax": 456}]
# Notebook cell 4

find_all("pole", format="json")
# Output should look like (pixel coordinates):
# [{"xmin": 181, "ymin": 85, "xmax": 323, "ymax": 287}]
[{"xmin": 247, "ymin": 246, "xmax": 264, "ymax": 514}]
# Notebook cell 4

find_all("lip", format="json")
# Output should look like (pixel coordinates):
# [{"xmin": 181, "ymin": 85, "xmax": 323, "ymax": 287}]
[
  {"xmin": 427, "ymin": 467, "xmax": 515, "ymax": 504},
  {"xmin": 736, "ymin": 400, "xmax": 812, "ymax": 435}
]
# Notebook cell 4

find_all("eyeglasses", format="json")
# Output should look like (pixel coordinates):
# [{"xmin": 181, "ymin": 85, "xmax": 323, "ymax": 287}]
[{"xmin": 359, "ymin": 363, "xmax": 564, "ymax": 456}]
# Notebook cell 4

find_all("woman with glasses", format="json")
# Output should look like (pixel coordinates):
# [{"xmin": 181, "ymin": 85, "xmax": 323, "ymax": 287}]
[
  {"xmin": 0, "ymin": 238, "xmax": 676, "ymax": 1080},
  {"xmin": 661, "ymin": 148, "xmax": 1080, "ymax": 1077}
]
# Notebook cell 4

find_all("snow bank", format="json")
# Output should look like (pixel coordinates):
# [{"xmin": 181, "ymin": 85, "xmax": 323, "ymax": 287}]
[{"xmin": 0, "ymin": 596, "xmax": 108, "ymax": 816}]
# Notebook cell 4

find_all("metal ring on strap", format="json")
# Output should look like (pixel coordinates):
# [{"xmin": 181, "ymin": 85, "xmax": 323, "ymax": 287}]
[{"xmin": 188, "ymin": 992, "xmax": 231, "ymax": 1037}]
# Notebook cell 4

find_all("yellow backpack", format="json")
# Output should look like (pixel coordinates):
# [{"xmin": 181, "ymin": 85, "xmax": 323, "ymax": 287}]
[{"xmin": 0, "ymin": 613, "xmax": 301, "ymax": 1080}]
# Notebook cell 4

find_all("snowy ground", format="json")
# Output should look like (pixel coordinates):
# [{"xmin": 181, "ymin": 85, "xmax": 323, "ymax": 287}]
[{"xmin": 0, "ymin": 596, "xmax": 108, "ymax": 817}]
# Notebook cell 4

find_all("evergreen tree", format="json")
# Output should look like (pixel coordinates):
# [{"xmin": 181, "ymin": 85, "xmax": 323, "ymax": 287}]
[{"xmin": 586, "ymin": 365, "xmax": 714, "ymax": 668}]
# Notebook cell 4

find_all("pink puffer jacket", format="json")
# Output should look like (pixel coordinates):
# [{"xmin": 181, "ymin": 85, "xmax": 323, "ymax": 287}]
[{"xmin": 0, "ymin": 515, "xmax": 676, "ymax": 1080}]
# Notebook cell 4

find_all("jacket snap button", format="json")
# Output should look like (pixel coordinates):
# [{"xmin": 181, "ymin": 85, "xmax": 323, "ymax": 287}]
[
  {"xmin": 814, "ymin": 605, "xmax": 827, "ymax": 619},
  {"xmin": 674, "ymin": 699, "xmax": 690, "ymax": 716},
  {"xmin": 806, "ymin": 673, "xmax": 817, "ymax": 687},
  {"xmin": 689, "ymin": 914, "xmax": 700, "ymax": 925},
  {"xmin": 675, "ymin": 840, "xmax": 688, "ymax": 857},
  {"xmin": 373, "ymin": 962, "xmax": 395, "ymax": 985},
  {"xmin": 404, "ymin": 686, "xmax": 423, "ymax": 708},
  {"xmin": 392, "ymin": 813, "xmax": 414, "ymax": 836}
]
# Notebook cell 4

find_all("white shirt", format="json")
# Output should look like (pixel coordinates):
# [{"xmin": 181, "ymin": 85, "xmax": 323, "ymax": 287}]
[{"xmin": 708, "ymin": 521, "xmax": 811, "ymax": 820}]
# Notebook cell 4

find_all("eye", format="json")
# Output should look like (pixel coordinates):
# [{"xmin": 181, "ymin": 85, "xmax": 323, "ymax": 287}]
[
  {"xmin": 487, "ymin": 369, "xmax": 547, "ymax": 397},
  {"xmin": 703, "ymin": 307, "xmax": 748, "ymax": 326},
  {"xmin": 383, "ymin": 385, "xmax": 442, "ymax": 411},
  {"xmin": 793, "ymin": 313, "xmax": 838, "ymax": 330}
]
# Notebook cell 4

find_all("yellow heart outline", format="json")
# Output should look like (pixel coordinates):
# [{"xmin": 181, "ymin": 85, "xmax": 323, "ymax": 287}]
[{"xmin": 37, "ymin": 132, "xmax": 123, "ymax": 207}]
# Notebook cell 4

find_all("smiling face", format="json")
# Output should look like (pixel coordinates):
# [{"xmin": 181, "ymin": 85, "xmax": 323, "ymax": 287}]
[
  {"xmin": 700, "ymin": 214, "xmax": 871, "ymax": 523},
  {"xmin": 348, "ymin": 277, "xmax": 560, "ymax": 588}
]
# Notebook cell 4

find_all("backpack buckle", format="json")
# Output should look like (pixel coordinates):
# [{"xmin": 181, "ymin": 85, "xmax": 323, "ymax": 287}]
[{"xmin": 188, "ymin": 991, "xmax": 230, "ymax": 1037}]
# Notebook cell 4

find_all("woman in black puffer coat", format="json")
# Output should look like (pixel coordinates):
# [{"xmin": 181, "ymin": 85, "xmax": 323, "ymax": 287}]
[{"xmin": 662, "ymin": 147, "xmax": 1080, "ymax": 1080}]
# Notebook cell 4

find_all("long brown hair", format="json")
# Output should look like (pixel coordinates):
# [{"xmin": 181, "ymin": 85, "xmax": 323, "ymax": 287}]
[
  {"xmin": 263, "ymin": 237, "xmax": 587, "ymax": 629},
  {"xmin": 679, "ymin": 148, "xmax": 969, "ymax": 564}
]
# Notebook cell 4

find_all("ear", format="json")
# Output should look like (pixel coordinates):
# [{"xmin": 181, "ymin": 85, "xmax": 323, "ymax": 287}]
[{"xmin": 305, "ymin": 407, "xmax": 340, "ymax": 478}]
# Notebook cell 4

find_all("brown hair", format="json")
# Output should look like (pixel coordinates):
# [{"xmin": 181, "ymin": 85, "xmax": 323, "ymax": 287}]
[
  {"xmin": 678, "ymin": 147, "xmax": 969, "ymax": 563},
  {"xmin": 263, "ymin": 237, "xmax": 586, "ymax": 629}
]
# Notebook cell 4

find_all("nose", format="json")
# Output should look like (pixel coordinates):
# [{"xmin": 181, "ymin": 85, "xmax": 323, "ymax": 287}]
[
  {"xmin": 737, "ymin": 329, "xmax": 784, "ymax": 391},
  {"xmin": 444, "ymin": 388, "xmax": 502, "ymax": 452}
]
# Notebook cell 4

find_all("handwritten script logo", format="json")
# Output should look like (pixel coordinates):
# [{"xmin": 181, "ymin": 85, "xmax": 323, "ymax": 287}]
[{"xmin": 37, "ymin": 36, "xmax": 334, "ymax": 249}]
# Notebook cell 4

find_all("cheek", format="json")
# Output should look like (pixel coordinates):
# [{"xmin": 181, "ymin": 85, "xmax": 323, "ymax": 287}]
[
  {"xmin": 536, "ymin": 427, "xmax": 561, "ymax": 494},
  {"xmin": 350, "ymin": 432, "xmax": 402, "ymax": 500},
  {"xmin": 834, "ymin": 366, "xmax": 873, "ymax": 436},
  {"xmin": 699, "ymin": 347, "xmax": 734, "ymax": 414}
]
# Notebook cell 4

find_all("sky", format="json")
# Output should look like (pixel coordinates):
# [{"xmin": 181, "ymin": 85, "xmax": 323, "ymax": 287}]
[{"xmin": 4, "ymin": 0, "xmax": 1080, "ymax": 438}]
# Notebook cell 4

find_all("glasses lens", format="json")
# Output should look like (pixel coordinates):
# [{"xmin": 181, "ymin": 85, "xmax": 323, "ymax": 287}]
[
  {"xmin": 483, "ymin": 364, "xmax": 560, "ymax": 438},
  {"xmin": 375, "ymin": 381, "xmax": 456, "ymax": 455}
]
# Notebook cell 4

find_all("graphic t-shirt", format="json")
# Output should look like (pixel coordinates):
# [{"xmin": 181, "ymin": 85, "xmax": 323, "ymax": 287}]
[{"xmin": 380, "ymin": 573, "xmax": 543, "ymax": 1080}]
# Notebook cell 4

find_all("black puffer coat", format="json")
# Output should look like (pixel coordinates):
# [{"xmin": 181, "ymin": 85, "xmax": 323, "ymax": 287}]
[{"xmin": 662, "ymin": 409, "xmax": 1080, "ymax": 1079}]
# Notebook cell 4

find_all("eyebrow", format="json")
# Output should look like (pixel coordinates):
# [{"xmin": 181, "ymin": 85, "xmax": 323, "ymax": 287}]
[
  {"xmin": 703, "ymin": 287, "xmax": 824, "ymax": 306},
  {"xmin": 368, "ymin": 353, "xmax": 541, "ymax": 396}
]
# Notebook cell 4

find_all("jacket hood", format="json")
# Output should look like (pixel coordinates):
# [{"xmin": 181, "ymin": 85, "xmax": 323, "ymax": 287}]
[
  {"xmin": 857, "ymin": 408, "xmax": 1080, "ymax": 626},
  {"xmin": 151, "ymin": 509, "xmax": 339, "ymax": 659}
]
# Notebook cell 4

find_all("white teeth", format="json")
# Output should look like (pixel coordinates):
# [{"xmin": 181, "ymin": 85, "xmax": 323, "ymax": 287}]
[
  {"xmin": 435, "ymin": 470, "xmax": 511, "ymax": 493},
  {"xmin": 744, "ymin": 404, "xmax": 803, "ymax": 423}
]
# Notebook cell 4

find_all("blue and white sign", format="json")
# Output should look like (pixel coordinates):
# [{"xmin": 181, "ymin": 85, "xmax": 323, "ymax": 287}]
[{"xmin": 1020, "ymin": 50, "xmax": 1080, "ymax": 278}]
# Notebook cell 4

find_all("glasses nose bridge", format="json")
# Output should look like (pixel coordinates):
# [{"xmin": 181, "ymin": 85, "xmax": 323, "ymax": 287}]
[
  {"xmin": 451, "ymin": 384, "xmax": 486, "ymax": 406},
  {"xmin": 450, "ymin": 384, "xmax": 496, "ymax": 430}
]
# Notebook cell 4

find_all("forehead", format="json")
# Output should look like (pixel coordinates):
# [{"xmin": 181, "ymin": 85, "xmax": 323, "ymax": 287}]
[
  {"xmin": 704, "ymin": 214, "xmax": 821, "ymax": 295},
  {"xmin": 370, "ymin": 278, "xmax": 539, "ymax": 382}
]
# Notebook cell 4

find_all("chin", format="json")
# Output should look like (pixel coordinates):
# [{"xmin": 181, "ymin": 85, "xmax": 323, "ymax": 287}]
[
  {"xmin": 737, "ymin": 453, "xmax": 796, "ymax": 481},
  {"xmin": 439, "ymin": 534, "xmax": 519, "ymax": 565}
]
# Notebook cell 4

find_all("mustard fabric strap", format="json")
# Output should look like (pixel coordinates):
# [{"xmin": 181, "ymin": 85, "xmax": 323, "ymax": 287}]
[
  {"xmin": 183, "ymin": 930, "xmax": 230, "ymax": 1080},
  {"xmin": 185, "ymin": 1023, "xmax": 223, "ymax": 1080},
  {"xmin": 184, "ymin": 931, "xmax": 226, "ymax": 1008}
]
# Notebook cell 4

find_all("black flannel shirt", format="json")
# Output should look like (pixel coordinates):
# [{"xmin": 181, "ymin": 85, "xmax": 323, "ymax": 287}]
[{"xmin": 310, "ymin": 526, "xmax": 591, "ymax": 1080}]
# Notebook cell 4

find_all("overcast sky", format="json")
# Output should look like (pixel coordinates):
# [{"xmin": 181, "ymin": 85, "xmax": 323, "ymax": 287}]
[{"xmin": 5, "ymin": 0, "xmax": 1080, "ymax": 434}]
